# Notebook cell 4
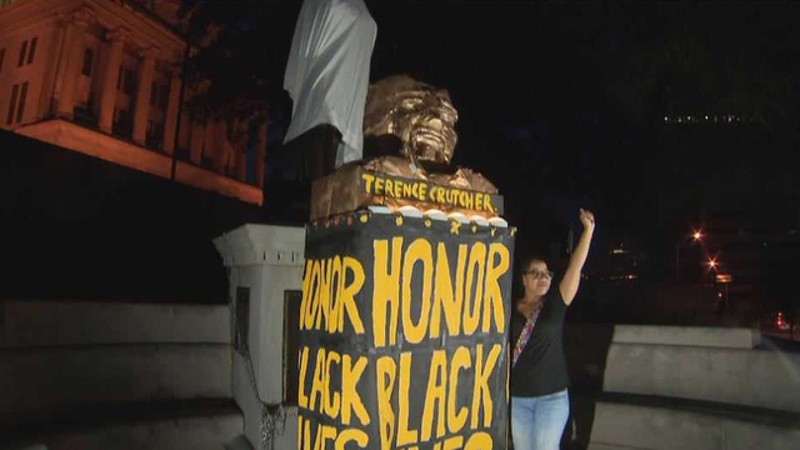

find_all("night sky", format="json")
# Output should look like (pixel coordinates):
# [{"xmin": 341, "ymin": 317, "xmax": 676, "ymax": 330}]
[
  {"xmin": 199, "ymin": 0, "xmax": 800, "ymax": 280},
  {"xmin": 253, "ymin": 1, "xmax": 798, "ymax": 253},
  {"xmin": 4, "ymin": 1, "xmax": 797, "ymax": 309}
]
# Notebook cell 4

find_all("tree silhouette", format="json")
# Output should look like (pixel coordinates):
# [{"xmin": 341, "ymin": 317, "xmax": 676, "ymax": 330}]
[{"xmin": 176, "ymin": 0, "xmax": 300, "ymax": 123}]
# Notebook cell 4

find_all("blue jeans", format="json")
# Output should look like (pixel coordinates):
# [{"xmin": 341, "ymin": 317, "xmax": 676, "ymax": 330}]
[{"xmin": 511, "ymin": 389, "xmax": 570, "ymax": 450}]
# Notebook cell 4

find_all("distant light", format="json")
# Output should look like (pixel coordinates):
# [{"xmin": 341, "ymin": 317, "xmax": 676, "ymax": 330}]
[
  {"xmin": 716, "ymin": 273, "xmax": 732, "ymax": 283},
  {"xmin": 692, "ymin": 230, "xmax": 703, "ymax": 240},
  {"xmin": 707, "ymin": 258, "xmax": 718, "ymax": 269},
  {"xmin": 705, "ymin": 115, "xmax": 709, "ymax": 120},
  {"xmin": 664, "ymin": 116, "xmax": 669, "ymax": 122}
]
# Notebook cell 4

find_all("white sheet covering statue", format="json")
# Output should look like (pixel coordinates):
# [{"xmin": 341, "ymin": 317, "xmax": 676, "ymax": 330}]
[{"xmin": 283, "ymin": 0, "xmax": 377, "ymax": 175}]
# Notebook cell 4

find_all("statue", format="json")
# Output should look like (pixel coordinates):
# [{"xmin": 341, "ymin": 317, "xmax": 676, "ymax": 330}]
[
  {"xmin": 300, "ymin": 76, "xmax": 514, "ymax": 450},
  {"xmin": 310, "ymin": 73, "xmax": 501, "ymax": 219},
  {"xmin": 362, "ymin": 74, "xmax": 497, "ymax": 193},
  {"xmin": 283, "ymin": 0, "xmax": 377, "ymax": 180},
  {"xmin": 363, "ymin": 74, "xmax": 458, "ymax": 165}
]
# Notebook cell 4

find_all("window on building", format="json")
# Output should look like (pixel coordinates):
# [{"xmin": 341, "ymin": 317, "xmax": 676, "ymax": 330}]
[
  {"xmin": 6, "ymin": 84, "xmax": 19, "ymax": 124},
  {"xmin": 150, "ymin": 82, "xmax": 158, "ymax": 106},
  {"xmin": 146, "ymin": 120, "xmax": 162, "ymax": 142},
  {"xmin": 0, "ymin": 48, "xmax": 5, "ymax": 74},
  {"xmin": 147, "ymin": 120, "xmax": 165, "ymax": 150},
  {"xmin": 158, "ymin": 84, "xmax": 169, "ymax": 110},
  {"xmin": 113, "ymin": 107, "xmax": 132, "ymax": 138},
  {"xmin": 17, "ymin": 40, "xmax": 27, "ymax": 67},
  {"xmin": 82, "ymin": 48, "xmax": 94, "ymax": 76},
  {"xmin": 15, "ymin": 81, "xmax": 28, "ymax": 123},
  {"xmin": 123, "ymin": 69, "xmax": 135, "ymax": 95},
  {"xmin": 117, "ymin": 67, "xmax": 135, "ymax": 95},
  {"xmin": 5, "ymin": 81, "xmax": 27, "ymax": 124},
  {"xmin": 115, "ymin": 108, "xmax": 126, "ymax": 124},
  {"xmin": 26, "ymin": 37, "xmax": 37, "ymax": 65}
]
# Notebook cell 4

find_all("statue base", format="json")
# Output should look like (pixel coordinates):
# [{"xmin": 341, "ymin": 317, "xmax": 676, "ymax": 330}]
[{"xmin": 310, "ymin": 157, "xmax": 505, "ymax": 221}]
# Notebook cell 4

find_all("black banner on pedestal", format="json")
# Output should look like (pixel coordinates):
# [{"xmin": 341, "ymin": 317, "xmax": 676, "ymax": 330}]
[{"xmin": 298, "ymin": 212, "xmax": 516, "ymax": 450}]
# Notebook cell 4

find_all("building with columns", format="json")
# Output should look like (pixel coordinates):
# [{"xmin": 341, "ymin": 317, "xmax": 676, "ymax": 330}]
[{"xmin": 0, "ymin": 0, "xmax": 265, "ymax": 204}]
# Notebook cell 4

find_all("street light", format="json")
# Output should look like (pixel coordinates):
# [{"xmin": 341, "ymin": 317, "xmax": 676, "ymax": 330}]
[{"xmin": 675, "ymin": 229, "xmax": 703, "ymax": 283}]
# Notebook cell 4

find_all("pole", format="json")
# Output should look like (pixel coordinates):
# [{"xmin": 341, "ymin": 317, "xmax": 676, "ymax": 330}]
[
  {"xmin": 724, "ymin": 283, "xmax": 730, "ymax": 311},
  {"xmin": 170, "ymin": 39, "xmax": 190, "ymax": 181}
]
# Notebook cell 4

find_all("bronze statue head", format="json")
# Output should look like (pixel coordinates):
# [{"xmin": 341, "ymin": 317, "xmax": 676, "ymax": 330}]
[{"xmin": 363, "ymin": 75, "xmax": 458, "ymax": 164}]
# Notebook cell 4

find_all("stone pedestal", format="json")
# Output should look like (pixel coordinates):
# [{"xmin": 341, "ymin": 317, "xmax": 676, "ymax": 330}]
[
  {"xmin": 298, "ymin": 210, "xmax": 515, "ymax": 450},
  {"xmin": 214, "ymin": 224, "xmax": 306, "ymax": 450}
]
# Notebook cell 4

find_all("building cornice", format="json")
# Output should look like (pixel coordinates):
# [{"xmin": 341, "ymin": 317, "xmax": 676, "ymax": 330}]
[
  {"xmin": 0, "ymin": 0, "xmax": 186, "ymax": 59},
  {"xmin": 87, "ymin": 0, "xmax": 185, "ymax": 52}
]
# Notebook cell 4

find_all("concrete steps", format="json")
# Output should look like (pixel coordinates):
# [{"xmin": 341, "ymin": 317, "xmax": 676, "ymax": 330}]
[
  {"xmin": 0, "ymin": 300, "xmax": 241, "ymax": 450},
  {"xmin": 0, "ymin": 343, "xmax": 231, "ymax": 414},
  {"xmin": 565, "ymin": 325, "xmax": 800, "ymax": 450},
  {"xmin": 602, "ymin": 326, "xmax": 800, "ymax": 413},
  {"xmin": 588, "ymin": 394, "xmax": 800, "ymax": 450},
  {"xmin": 1, "ymin": 300, "xmax": 230, "ymax": 347},
  {"xmin": 2, "ymin": 399, "xmax": 242, "ymax": 450}
]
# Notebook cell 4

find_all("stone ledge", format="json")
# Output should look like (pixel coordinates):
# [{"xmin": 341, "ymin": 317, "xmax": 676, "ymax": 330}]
[
  {"xmin": 0, "ymin": 344, "xmax": 232, "ymax": 414},
  {"xmin": 1, "ymin": 399, "xmax": 242, "ymax": 450},
  {"xmin": 213, "ymin": 224, "xmax": 305, "ymax": 267},
  {"xmin": 17, "ymin": 119, "xmax": 262, "ymax": 205},
  {"xmin": 611, "ymin": 325, "xmax": 760, "ymax": 349},
  {"xmin": 588, "ymin": 395, "xmax": 800, "ymax": 450},
  {"xmin": 579, "ymin": 391, "xmax": 800, "ymax": 429},
  {"xmin": 1, "ymin": 300, "xmax": 230, "ymax": 348},
  {"xmin": 603, "ymin": 342, "xmax": 800, "ymax": 413}
]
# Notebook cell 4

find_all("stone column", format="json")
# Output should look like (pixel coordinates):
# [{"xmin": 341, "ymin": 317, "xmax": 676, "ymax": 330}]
[
  {"xmin": 162, "ymin": 66, "xmax": 182, "ymax": 154},
  {"xmin": 98, "ymin": 28, "xmax": 128, "ymax": 133},
  {"xmin": 132, "ymin": 47, "xmax": 159, "ymax": 145},
  {"xmin": 212, "ymin": 224, "xmax": 305, "ymax": 450},
  {"xmin": 256, "ymin": 122, "xmax": 267, "ymax": 187},
  {"xmin": 56, "ymin": 7, "xmax": 93, "ymax": 118}
]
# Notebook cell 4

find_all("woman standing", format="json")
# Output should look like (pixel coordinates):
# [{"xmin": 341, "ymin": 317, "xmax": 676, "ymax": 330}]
[{"xmin": 510, "ymin": 208, "xmax": 595, "ymax": 450}]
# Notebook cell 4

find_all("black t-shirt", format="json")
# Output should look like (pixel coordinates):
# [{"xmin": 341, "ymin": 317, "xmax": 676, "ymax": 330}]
[{"xmin": 509, "ymin": 289, "xmax": 569, "ymax": 397}]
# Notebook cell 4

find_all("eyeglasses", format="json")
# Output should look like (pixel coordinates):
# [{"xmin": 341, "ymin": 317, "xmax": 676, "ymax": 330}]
[{"xmin": 525, "ymin": 269, "xmax": 554, "ymax": 280}]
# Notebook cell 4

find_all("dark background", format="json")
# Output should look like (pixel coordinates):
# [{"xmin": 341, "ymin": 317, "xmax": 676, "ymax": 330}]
[{"xmin": 4, "ymin": 0, "xmax": 799, "ymax": 325}]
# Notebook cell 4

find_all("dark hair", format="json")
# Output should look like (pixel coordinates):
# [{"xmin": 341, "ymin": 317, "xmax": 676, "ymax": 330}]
[
  {"xmin": 514, "ymin": 254, "xmax": 550, "ymax": 301},
  {"xmin": 518, "ymin": 254, "xmax": 549, "ymax": 277}
]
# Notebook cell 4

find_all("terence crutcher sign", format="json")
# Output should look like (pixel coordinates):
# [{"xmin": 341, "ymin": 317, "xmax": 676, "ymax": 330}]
[{"xmin": 298, "ymin": 211, "xmax": 515, "ymax": 449}]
